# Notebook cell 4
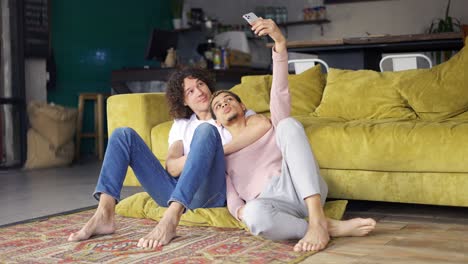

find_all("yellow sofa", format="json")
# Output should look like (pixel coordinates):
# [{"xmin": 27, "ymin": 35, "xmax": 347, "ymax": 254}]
[{"xmin": 108, "ymin": 40, "xmax": 468, "ymax": 208}]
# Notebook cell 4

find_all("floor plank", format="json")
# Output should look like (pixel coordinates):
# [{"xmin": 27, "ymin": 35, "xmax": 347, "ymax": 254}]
[{"xmin": 301, "ymin": 204, "xmax": 468, "ymax": 264}]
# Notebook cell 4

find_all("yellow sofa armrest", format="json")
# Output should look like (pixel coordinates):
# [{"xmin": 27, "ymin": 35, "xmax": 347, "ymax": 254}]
[{"xmin": 107, "ymin": 93, "xmax": 171, "ymax": 186}]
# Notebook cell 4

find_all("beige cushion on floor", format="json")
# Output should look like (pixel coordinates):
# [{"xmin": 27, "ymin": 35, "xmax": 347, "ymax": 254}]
[
  {"xmin": 28, "ymin": 101, "xmax": 77, "ymax": 149},
  {"xmin": 24, "ymin": 129, "xmax": 74, "ymax": 169}
]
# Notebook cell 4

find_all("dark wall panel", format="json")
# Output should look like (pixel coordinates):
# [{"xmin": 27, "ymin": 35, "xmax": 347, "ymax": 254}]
[{"xmin": 49, "ymin": 0, "xmax": 171, "ymax": 155}]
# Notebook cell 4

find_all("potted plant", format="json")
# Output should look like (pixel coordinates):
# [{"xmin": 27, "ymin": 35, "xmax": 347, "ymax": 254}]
[
  {"xmin": 171, "ymin": 0, "xmax": 184, "ymax": 30},
  {"xmin": 428, "ymin": 0, "xmax": 461, "ymax": 63}
]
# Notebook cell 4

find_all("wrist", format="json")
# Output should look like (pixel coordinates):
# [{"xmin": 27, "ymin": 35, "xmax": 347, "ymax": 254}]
[{"xmin": 274, "ymin": 42, "xmax": 286, "ymax": 54}]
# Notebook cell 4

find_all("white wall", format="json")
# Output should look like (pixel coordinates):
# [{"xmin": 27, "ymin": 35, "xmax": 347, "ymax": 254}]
[
  {"xmin": 186, "ymin": 0, "xmax": 467, "ymax": 41},
  {"xmin": 25, "ymin": 59, "xmax": 47, "ymax": 104}
]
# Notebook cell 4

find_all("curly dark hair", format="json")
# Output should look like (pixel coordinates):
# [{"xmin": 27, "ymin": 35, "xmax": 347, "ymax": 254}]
[{"xmin": 165, "ymin": 67, "xmax": 216, "ymax": 119}]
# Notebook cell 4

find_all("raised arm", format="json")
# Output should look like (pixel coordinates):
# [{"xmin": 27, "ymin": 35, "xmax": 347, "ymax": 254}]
[{"xmin": 251, "ymin": 19, "xmax": 290, "ymax": 126}]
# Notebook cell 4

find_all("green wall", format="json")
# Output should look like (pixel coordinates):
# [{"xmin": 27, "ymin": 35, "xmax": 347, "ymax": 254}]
[{"xmin": 49, "ymin": 0, "xmax": 171, "ymax": 155}]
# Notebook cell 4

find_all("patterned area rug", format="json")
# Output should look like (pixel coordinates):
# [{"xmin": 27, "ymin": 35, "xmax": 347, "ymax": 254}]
[{"xmin": 0, "ymin": 210, "xmax": 316, "ymax": 263}]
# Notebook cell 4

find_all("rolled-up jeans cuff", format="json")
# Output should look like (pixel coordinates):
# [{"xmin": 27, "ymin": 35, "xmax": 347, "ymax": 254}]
[
  {"xmin": 167, "ymin": 198, "xmax": 188, "ymax": 214},
  {"xmin": 93, "ymin": 190, "xmax": 120, "ymax": 204}
]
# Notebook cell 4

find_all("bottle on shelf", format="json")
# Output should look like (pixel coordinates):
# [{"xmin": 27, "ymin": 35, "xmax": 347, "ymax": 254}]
[
  {"xmin": 221, "ymin": 47, "xmax": 229, "ymax": 70},
  {"xmin": 213, "ymin": 48, "xmax": 221, "ymax": 70}
]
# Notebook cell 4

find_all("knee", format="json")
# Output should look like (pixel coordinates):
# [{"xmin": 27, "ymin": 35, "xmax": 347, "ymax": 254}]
[
  {"xmin": 193, "ymin": 123, "xmax": 220, "ymax": 141},
  {"xmin": 277, "ymin": 117, "xmax": 305, "ymax": 138},
  {"xmin": 112, "ymin": 127, "xmax": 135, "ymax": 137},
  {"xmin": 195, "ymin": 123, "xmax": 218, "ymax": 134},
  {"xmin": 243, "ymin": 199, "xmax": 276, "ymax": 238},
  {"xmin": 110, "ymin": 127, "xmax": 137, "ymax": 141},
  {"xmin": 277, "ymin": 118, "xmax": 303, "ymax": 134}
]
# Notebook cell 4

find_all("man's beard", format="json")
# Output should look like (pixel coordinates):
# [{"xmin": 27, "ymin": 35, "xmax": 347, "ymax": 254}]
[{"xmin": 227, "ymin": 113, "xmax": 238, "ymax": 122}]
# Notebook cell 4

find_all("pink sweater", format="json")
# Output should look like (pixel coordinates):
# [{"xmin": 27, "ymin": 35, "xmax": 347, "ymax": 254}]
[{"xmin": 225, "ymin": 48, "xmax": 290, "ymax": 219}]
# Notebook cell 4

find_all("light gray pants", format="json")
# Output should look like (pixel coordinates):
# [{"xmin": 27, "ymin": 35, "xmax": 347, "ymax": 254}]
[{"xmin": 242, "ymin": 118, "xmax": 328, "ymax": 241}]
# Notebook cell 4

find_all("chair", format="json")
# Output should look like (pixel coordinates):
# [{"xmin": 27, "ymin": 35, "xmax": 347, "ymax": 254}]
[
  {"xmin": 288, "ymin": 58, "xmax": 329, "ymax": 74},
  {"xmin": 379, "ymin": 54, "xmax": 432, "ymax": 72},
  {"xmin": 76, "ymin": 93, "xmax": 110, "ymax": 161}
]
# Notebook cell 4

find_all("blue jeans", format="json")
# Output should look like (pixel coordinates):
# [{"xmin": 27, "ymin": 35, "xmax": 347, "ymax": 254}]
[{"xmin": 94, "ymin": 123, "xmax": 226, "ymax": 210}]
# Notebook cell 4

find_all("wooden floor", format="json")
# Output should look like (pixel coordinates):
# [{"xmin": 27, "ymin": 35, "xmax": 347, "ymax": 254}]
[{"xmin": 302, "ymin": 203, "xmax": 468, "ymax": 263}]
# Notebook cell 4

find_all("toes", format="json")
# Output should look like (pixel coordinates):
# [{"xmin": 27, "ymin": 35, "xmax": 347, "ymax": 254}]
[
  {"xmin": 144, "ymin": 239, "xmax": 152, "ymax": 248},
  {"xmin": 67, "ymin": 233, "xmax": 75, "ymax": 242},
  {"xmin": 362, "ymin": 218, "xmax": 377, "ymax": 226},
  {"xmin": 295, "ymin": 240, "xmax": 329, "ymax": 252},
  {"xmin": 295, "ymin": 241, "xmax": 327, "ymax": 252},
  {"xmin": 138, "ymin": 238, "xmax": 151, "ymax": 248},
  {"xmin": 312, "ymin": 243, "xmax": 318, "ymax": 251},
  {"xmin": 302, "ymin": 242, "xmax": 308, "ymax": 252},
  {"xmin": 138, "ymin": 237, "xmax": 164, "ymax": 249},
  {"xmin": 147, "ymin": 239, "xmax": 154, "ymax": 249},
  {"xmin": 152, "ymin": 240, "xmax": 161, "ymax": 249},
  {"xmin": 68, "ymin": 232, "xmax": 84, "ymax": 242},
  {"xmin": 137, "ymin": 238, "xmax": 144, "ymax": 247},
  {"xmin": 293, "ymin": 241, "xmax": 303, "ymax": 252}
]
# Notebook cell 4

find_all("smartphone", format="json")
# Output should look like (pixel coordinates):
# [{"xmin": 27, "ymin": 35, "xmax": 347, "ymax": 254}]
[{"xmin": 242, "ymin": 12, "xmax": 259, "ymax": 25}]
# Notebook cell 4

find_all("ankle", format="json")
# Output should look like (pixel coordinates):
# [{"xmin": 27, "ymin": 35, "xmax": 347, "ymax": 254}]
[
  {"xmin": 309, "ymin": 220, "xmax": 327, "ymax": 228},
  {"xmin": 95, "ymin": 206, "xmax": 115, "ymax": 219},
  {"xmin": 167, "ymin": 202, "xmax": 185, "ymax": 215}
]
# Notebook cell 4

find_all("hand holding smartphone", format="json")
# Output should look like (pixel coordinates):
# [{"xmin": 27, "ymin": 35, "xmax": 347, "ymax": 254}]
[{"xmin": 242, "ymin": 12, "xmax": 259, "ymax": 25}]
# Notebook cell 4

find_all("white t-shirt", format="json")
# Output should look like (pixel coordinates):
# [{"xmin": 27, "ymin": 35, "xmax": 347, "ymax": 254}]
[{"xmin": 168, "ymin": 110, "xmax": 255, "ymax": 155}]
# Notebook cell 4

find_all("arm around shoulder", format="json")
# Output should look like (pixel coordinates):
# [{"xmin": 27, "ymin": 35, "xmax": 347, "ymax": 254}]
[{"xmin": 223, "ymin": 114, "xmax": 271, "ymax": 155}]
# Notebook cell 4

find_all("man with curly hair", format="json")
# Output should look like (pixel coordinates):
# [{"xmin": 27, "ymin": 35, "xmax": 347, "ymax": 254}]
[{"xmin": 68, "ymin": 49, "xmax": 267, "ymax": 248}]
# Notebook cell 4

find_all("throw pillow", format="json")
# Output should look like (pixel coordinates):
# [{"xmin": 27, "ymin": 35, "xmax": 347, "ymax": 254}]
[
  {"xmin": 273, "ymin": 64, "xmax": 326, "ymax": 116},
  {"xmin": 315, "ymin": 68, "xmax": 417, "ymax": 120},
  {"xmin": 116, "ymin": 192, "xmax": 348, "ymax": 229},
  {"xmin": 230, "ymin": 75, "xmax": 271, "ymax": 113},
  {"xmin": 229, "ymin": 65, "xmax": 326, "ymax": 116},
  {"xmin": 397, "ymin": 41, "xmax": 468, "ymax": 120}
]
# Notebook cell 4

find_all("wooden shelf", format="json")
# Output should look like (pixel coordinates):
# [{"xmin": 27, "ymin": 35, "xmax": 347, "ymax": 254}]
[
  {"xmin": 277, "ymin": 19, "xmax": 331, "ymax": 36},
  {"xmin": 278, "ymin": 19, "xmax": 330, "ymax": 27},
  {"xmin": 111, "ymin": 67, "xmax": 270, "ymax": 94}
]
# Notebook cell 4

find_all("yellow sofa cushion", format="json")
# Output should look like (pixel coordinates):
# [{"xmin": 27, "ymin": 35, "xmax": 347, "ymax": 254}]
[
  {"xmin": 321, "ymin": 169, "xmax": 468, "ymax": 207},
  {"xmin": 447, "ymin": 110, "xmax": 468, "ymax": 120},
  {"xmin": 285, "ymin": 64, "xmax": 326, "ymax": 115},
  {"xmin": 315, "ymin": 69, "xmax": 417, "ymax": 120},
  {"xmin": 230, "ymin": 75, "xmax": 271, "ymax": 114},
  {"xmin": 397, "ymin": 43, "xmax": 468, "ymax": 120},
  {"xmin": 301, "ymin": 117, "xmax": 468, "ymax": 173},
  {"xmin": 116, "ymin": 192, "xmax": 348, "ymax": 228},
  {"xmin": 230, "ymin": 65, "xmax": 326, "ymax": 116}
]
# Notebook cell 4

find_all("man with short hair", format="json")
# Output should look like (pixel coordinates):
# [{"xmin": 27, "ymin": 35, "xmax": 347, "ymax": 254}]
[{"xmin": 210, "ymin": 18, "xmax": 376, "ymax": 252}]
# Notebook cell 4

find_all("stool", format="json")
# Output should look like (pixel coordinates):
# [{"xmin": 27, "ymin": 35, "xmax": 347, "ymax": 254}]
[{"xmin": 76, "ymin": 93, "xmax": 109, "ymax": 160}]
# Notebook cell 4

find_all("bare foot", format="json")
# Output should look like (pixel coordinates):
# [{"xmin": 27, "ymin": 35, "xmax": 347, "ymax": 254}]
[
  {"xmin": 328, "ymin": 217, "xmax": 376, "ymax": 237},
  {"xmin": 68, "ymin": 209, "xmax": 116, "ymax": 242},
  {"xmin": 137, "ymin": 210, "xmax": 181, "ymax": 249},
  {"xmin": 293, "ymin": 220, "xmax": 330, "ymax": 252}
]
